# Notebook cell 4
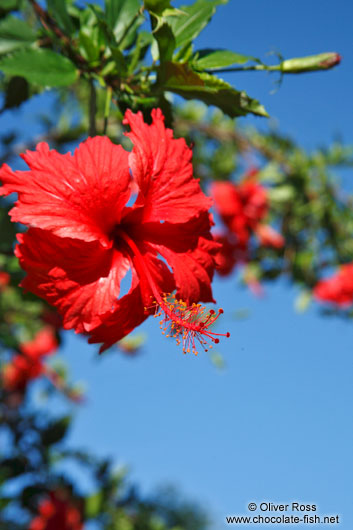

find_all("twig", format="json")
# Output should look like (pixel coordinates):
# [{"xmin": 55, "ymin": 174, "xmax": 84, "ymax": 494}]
[{"xmin": 89, "ymin": 80, "xmax": 97, "ymax": 137}]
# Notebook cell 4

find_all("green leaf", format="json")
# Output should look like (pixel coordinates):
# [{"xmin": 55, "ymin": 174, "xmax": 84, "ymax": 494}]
[
  {"xmin": 105, "ymin": 0, "xmax": 141, "ymax": 43},
  {"xmin": 79, "ymin": 26, "xmax": 100, "ymax": 63},
  {"xmin": 3, "ymin": 75, "xmax": 29, "ymax": 110},
  {"xmin": 0, "ymin": 200, "xmax": 17, "ymax": 251},
  {"xmin": 1, "ymin": 457, "xmax": 28, "ymax": 479},
  {"xmin": 268, "ymin": 185, "xmax": 295, "ymax": 202},
  {"xmin": 110, "ymin": 46, "xmax": 127, "ymax": 74},
  {"xmin": 85, "ymin": 491, "xmax": 104, "ymax": 518},
  {"xmin": 127, "ymin": 30, "xmax": 153, "ymax": 73},
  {"xmin": 192, "ymin": 48, "xmax": 256, "ymax": 70},
  {"xmin": 0, "ymin": 15, "xmax": 36, "ymax": 55},
  {"xmin": 168, "ymin": 0, "xmax": 227, "ymax": 50},
  {"xmin": 47, "ymin": 0, "xmax": 75, "ymax": 35},
  {"xmin": 21, "ymin": 485, "xmax": 46, "ymax": 510},
  {"xmin": 162, "ymin": 62, "xmax": 268, "ymax": 118},
  {"xmin": 0, "ymin": 48, "xmax": 78, "ymax": 87},
  {"xmin": 41, "ymin": 416, "xmax": 71, "ymax": 446},
  {"xmin": 144, "ymin": 0, "xmax": 171, "ymax": 14},
  {"xmin": 0, "ymin": 0, "xmax": 23, "ymax": 16},
  {"xmin": 153, "ymin": 22, "xmax": 175, "ymax": 64}
]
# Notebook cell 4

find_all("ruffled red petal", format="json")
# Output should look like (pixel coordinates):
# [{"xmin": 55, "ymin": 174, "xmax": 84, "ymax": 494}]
[
  {"xmin": 0, "ymin": 137, "xmax": 130, "ymax": 247},
  {"xmin": 123, "ymin": 108, "xmax": 211, "ymax": 224},
  {"xmin": 152, "ymin": 238, "xmax": 217, "ymax": 304},
  {"xmin": 15, "ymin": 228, "xmax": 130, "ymax": 332},
  {"xmin": 136, "ymin": 216, "xmax": 218, "ymax": 304},
  {"xmin": 88, "ymin": 251, "xmax": 175, "ymax": 352}
]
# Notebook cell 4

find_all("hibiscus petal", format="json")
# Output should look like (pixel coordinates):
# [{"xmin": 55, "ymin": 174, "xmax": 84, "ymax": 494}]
[
  {"xmin": 15, "ymin": 228, "xmax": 130, "ymax": 332},
  {"xmin": 88, "ymin": 284, "xmax": 148, "ymax": 353},
  {"xmin": 88, "ymin": 249, "xmax": 175, "ymax": 352},
  {"xmin": 123, "ymin": 108, "xmax": 212, "ymax": 223},
  {"xmin": 154, "ymin": 238, "xmax": 217, "ymax": 304},
  {"xmin": 133, "ymin": 214, "xmax": 218, "ymax": 303},
  {"xmin": 0, "ymin": 137, "xmax": 130, "ymax": 247}
]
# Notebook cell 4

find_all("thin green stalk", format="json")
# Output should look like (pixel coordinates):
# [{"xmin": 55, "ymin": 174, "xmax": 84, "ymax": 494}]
[
  {"xmin": 103, "ymin": 86, "xmax": 113, "ymax": 135},
  {"xmin": 205, "ymin": 64, "xmax": 280, "ymax": 74},
  {"xmin": 89, "ymin": 79, "xmax": 97, "ymax": 137}
]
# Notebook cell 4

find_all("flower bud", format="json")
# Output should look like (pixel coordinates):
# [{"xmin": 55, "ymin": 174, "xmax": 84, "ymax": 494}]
[{"xmin": 279, "ymin": 52, "xmax": 341, "ymax": 73}]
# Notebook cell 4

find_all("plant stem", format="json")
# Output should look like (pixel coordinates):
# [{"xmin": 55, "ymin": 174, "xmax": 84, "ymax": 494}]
[
  {"xmin": 205, "ymin": 64, "xmax": 281, "ymax": 74},
  {"xmin": 89, "ymin": 79, "xmax": 97, "ymax": 137},
  {"xmin": 103, "ymin": 86, "xmax": 112, "ymax": 135}
]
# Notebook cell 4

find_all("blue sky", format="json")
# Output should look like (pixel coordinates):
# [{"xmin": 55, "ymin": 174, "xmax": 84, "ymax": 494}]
[{"xmin": 2, "ymin": 0, "xmax": 353, "ymax": 528}]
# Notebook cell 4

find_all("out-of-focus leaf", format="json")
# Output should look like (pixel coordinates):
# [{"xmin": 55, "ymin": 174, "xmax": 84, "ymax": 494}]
[
  {"xmin": 47, "ymin": 0, "xmax": 75, "ymax": 35},
  {"xmin": 1, "ymin": 457, "xmax": 28, "ymax": 479},
  {"xmin": 153, "ymin": 22, "xmax": 175, "ymax": 64},
  {"xmin": 168, "ymin": 0, "xmax": 227, "ymax": 50},
  {"xmin": 0, "ymin": 15, "xmax": 36, "ymax": 55},
  {"xmin": 85, "ymin": 491, "xmax": 104, "ymax": 518},
  {"xmin": 192, "ymin": 48, "xmax": 256, "ymax": 70},
  {"xmin": 294, "ymin": 290, "xmax": 312, "ymax": 313},
  {"xmin": 110, "ymin": 46, "xmax": 127, "ymax": 74},
  {"xmin": 41, "ymin": 416, "xmax": 71, "ymax": 446},
  {"xmin": 144, "ymin": 0, "xmax": 171, "ymax": 13},
  {"xmin": 3, "ymin": 75, "xmax": 29, "ymax": 110},
  {"xmin": 268, "ymin": 186, "xmax": 295, "ymax": 203},
  {"xmin": 0, "ymin": 0, "xmax": 22, "ymax": 13},
  {"xmin": 79, "ymin": 26, "xmax": 100, "ymax": 63},
  {"xmin": 0, "ymin": 201, "xmax": 17, "ymax": 252},
  {"xmin": 0, "ymin": 48, "xmax": 78, "ymax": 87},
  {"xmin": 21, "ymin": 485, "xmax": 46, "ymax": 510},
  {"xmin": 209, "ymin": 351, "xmax": 226, "ymax": 369},
  {"xmin": 105, "ymin": 0, "xmax": 141, "ymax": 44},
  {"xmin": 162, "ymin": 62, "xmax": 268, "ymax": 117},
  {"xmin": 127, "ymin": 30, "xmax": 153, "ymax": 73}
]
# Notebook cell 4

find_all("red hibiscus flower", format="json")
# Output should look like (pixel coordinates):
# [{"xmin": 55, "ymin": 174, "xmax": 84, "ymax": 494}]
[
  {"xmin": 2, "ymin": 353, "xmax": 44, "ymax": 393},
  {"xmin": 0, "ymin": 270, "xmax": 10, "ymax": 290},
  {"xmin": 210, "ymin": 180, "xmax": 284, "ymax": 249},
  {"xmin": 2, "ymin": 326, "xmax": 58, "ymax": 393},
  {"xmin": 313, "ymin": 263, "xmax": 353, "ymax": 307},
  {"xmin": 29, "ymin": 490, "xmax": 83, "ymax": 530},
  {"xmin": 0, "ymin": 109, "xmax": 228, "ymax": 354},
  {"xmin": 20, "ymin": 325, "xmax": 58, "ymax": 359},
  {"xmin": 213, "ymin": 232, "xmax": 247, "ymax": 277}
]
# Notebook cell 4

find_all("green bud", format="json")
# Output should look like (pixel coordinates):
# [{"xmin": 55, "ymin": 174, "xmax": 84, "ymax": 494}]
[{"xmin": 279, "ymin": 52, "xmax": 341, "ymax": 73}]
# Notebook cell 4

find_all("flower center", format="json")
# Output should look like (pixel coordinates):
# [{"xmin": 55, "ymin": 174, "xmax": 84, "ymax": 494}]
[{"xmin": 115, "ymin": 228, "xmax": 230, "ymax": 355}]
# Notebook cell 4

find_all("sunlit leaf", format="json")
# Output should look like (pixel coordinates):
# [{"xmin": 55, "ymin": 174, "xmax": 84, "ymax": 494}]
[{"xmin": 0, "ymin": 48, "xmax": 78, "ymax": 87}]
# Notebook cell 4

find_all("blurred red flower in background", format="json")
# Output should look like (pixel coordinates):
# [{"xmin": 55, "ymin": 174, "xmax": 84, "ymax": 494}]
[
  {"xmin": 213, "ymin": 233, "xmax": 247, "ymax": 277},
  {"xmin": 2, "ymin": 326, "xmax": 58, "ymax": 393},
  {"xmin": 0, "ymin": 109, "xmax": 228, "ymax": 354},
  {"xmin": 20, "ymin": 325, "xmax": 58, "ymax": 358},
  {"xmin": 211, "ymin": 178, "xmax": 284, "ymax": 251},
  {"xmin": 29, "ymin": 490, "xmax": 83, "ymax": 530},
  {"xmin": 314, "ymin": 264, "xmax": 353, "ymax": 307},
  {"xmin": 0, "ymin": 270, "xmax": 10, "ymax": 290}
]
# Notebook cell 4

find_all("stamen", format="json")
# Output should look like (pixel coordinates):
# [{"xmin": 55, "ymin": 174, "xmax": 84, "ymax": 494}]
[
  {"xmin": 156, "ymin": 294, "xmax": 230, "ymax": 355},
  {"xmin": 115, "ymin": 228, "xmax": 230, "ymax": 355}
]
